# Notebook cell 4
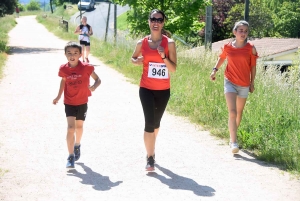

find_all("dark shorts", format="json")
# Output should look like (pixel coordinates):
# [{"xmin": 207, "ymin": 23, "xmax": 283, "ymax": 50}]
[
  {"xmin": 139, "ymin": 87, "xmax": 170, "ymax": 132},
  {"xmin": 79, "ymin": 41, "xmax": 90, "ymax": 46},
  {"xmin": 64, "ymin": 103, "xmax": 88, "ymax": 121}
]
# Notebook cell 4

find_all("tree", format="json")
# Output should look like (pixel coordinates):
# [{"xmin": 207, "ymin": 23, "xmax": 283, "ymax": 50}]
[
  {"xmin": 113, "ymin": 0, "xmax": 208, "ymax": 44},
  {"xmin": 27, "ymin": 0, "xmax": 41, "ymax": 11},
  {"xmin": 224, "ymin": 0, "xmax": 274, "ymax": 38},
  {"xmin": 273, "ymin": 1, "xmax": 300, "ymax": 37},
  {"xmin": 0, "ymin": 0, "xmax": 18, "ymax": 17}
]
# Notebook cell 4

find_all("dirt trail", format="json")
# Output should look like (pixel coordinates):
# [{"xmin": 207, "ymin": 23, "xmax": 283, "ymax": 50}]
[{"xmin": 0, "ymin": 16, "xmax": 299, "ymax": 201}]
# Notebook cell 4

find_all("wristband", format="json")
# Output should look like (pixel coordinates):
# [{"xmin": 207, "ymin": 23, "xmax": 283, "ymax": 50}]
[{"xmin": 212, "ymin": 67, "xmax": 218, "ymax": 71}]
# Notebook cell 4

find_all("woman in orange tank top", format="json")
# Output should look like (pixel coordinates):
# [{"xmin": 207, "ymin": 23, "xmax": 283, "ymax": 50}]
[
  {"xmin": 210, "ymin": 20, "xmax": 258, "ymax": 154},
  {"xmin": 131, "ymin": 9, "xmax": 177, "ymax": 171}
]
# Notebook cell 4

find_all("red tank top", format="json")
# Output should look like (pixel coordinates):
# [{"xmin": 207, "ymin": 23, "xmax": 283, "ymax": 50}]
[{"xmin": 140, "ymin": 35, "xmax": 170, "ymax": 90}]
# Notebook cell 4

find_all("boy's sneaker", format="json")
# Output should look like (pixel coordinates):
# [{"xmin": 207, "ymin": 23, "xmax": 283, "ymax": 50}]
[
  {"xmin": 66, "ymin": 155, "xmax": 75, "ymax": 169},
  {"xmin": 230, "ymin": 142, "xmax": 239, "ymax": 154},
  {"xmin": 74, "ymin": 145, "xmax": 81, "ymax": 161},
  {"xmin": 145, "ymin": 156, "xmax": 155, "ymax": 171}
]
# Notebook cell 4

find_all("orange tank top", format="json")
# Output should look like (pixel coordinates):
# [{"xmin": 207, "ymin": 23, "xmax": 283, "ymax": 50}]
[{"xmin": 140, "ymin": 35, "xmax": 170, "ymax": 90}]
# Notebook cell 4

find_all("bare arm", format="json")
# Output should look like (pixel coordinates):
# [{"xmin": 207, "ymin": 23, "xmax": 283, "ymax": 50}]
[
  {"xmin": 89, "ymin": 71, "xmax": 101, "ymax": 92},
  {"xmin": 250, "ymin": 46, "xmax": 257, "ymax": 93},
  {"xmin": 88, "ymin": 26, "xmax": 93, "ymax": 36},
  {"xmin": 74, "ymin": 25, "xmax": 81, "ymax": 34},
  {"xmin": 131, "ymin": 39, "xmax": 144, "ymax": 66},
  {"xmin": 158, "ymin": 39, "xmax": 177, "ymax": 72},
  {"xmin": 53, "ymin": 78, "xmax": 66, "ymax": 104},
  {"xmin": 210, "ymin": 57, "xmax": 226, "ymax": 81}
]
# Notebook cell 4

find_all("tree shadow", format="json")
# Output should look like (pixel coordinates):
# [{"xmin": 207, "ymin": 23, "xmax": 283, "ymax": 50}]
[
  {"xmin": 67, "ymin": 162, "xmax": 123, "ymax": 191},
  {"xmin": 8, "ymin": 46, "xmax": 63, "ymax": 55},
  {"xmin": 147, "ymin": 164, "xmax": 215, "ymax": 197}
]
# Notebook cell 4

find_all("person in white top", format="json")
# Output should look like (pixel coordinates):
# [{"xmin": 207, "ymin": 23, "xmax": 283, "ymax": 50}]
[{"xmin": 74, "ymin": 16, "xmax": 93, "ymax": 63}]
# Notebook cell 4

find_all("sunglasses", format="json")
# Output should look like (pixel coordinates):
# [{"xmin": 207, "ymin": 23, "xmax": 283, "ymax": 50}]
[{"xmin": 150, "ymin": 17, "xmax": 164, "ymax": 24}]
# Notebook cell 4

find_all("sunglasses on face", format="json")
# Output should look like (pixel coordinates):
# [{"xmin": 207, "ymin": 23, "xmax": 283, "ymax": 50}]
[{"xmin": 150, "ymin": 17, "xmax": 164, "ymax": 24}]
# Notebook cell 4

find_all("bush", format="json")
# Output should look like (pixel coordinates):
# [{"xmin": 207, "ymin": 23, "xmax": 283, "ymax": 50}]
[{"xmin": 26, "ymin": 0, "xmax": 41, "ymax": 11}]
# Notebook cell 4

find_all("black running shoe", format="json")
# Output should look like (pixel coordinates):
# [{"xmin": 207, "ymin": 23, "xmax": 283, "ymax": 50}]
[
  {"xmin": 66, "ymin": 155, "xmax": 75, "ymax": 169},
  {"xmin": 74, "ymin": 145, "xmax": 81, "ymax": 161},
  {"xmin": 145, "ymin": 156, "xmax": 155, "ymax": 171},
  {"xmin": 146, "ymin": 153, "xmax": 155, "ymax": 163}
]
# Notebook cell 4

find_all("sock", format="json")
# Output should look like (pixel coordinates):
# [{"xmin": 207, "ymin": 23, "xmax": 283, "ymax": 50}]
[{"xmin": 75, "ymin": 143, "xmax": 80, "ymax": 147}]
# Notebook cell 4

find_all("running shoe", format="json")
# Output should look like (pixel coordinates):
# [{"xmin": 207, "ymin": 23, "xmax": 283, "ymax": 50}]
[
  {"xmin": 230, "ymin": 142, "xmax": 239, "ymax": 154},
  {"xmin": 145, "ymin": 156, "xmax": 155, "ymax": 171},
  {"xmin": 146, "ymin": 153, "xmax": 155, "ymax": 163},
  {"xmin": 66, "ymin": 155, "xmax": 75, "ymax": 169},
  {"xmin": 85, "ymin": 57, "xmax": 89, "ymax": 63},
  {"xmin": 74, "ymin": 145, "xmax": 81, "ymax": 161}
]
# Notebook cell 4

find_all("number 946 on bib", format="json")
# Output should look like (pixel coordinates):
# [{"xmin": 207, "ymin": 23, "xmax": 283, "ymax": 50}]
[{"xmin": 148, "ymin": 62, "xmax": 169, "ymax": 79}]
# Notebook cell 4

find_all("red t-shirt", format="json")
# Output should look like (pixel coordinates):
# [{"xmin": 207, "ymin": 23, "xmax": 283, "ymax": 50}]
[
  {"xmin": 140, "ymin": 35, "xmax": 170, "ymax": 90},
  {"xmin": 58, "ymin": 61, "xmax": 94, "ymax": 105},
  {"xmin": 219, "ymin": 42, "xmax": 258, "ymax": 86}
]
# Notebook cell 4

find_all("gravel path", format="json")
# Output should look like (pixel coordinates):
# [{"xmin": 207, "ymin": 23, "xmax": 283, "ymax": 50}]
[{"xmin": 0, "ymin": 16, "xmax": 299, "ymax": 201}]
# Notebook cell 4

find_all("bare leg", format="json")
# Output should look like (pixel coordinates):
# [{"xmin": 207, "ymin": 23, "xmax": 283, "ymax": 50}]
[
  {"xmin": 66, "ymin": 117, "xmax": 76, "ymax": 154},
  {"xmin": 85, "ymin": 46, "xmax": 90, "ymax": 59},
  {"xmin": 144, "ymin": 131, "xmax": 155, "ymax": 157},
  {"xmin": 236, "ymin": 96, "xmax": 247, "ymax": 128},
  {"xmin": 225, "ymin": 93, "xmax": 247, "ymax": 143},
  {"xmin": 75, "ymin": 120, "xmax": 84, "ymax": 145},
  {"xmin": 81, "ymin": 45, "xmax": 85, "ymax": 61}
]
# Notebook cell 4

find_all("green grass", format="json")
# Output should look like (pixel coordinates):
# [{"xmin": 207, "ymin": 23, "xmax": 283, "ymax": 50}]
[
  {"xmin": 3, "ymin": 5, "xmax": 300, "ymax": 174},
  {"xmin": 117, "ymin": 11, "xmax": 129, "ymax": 31},
  {"xmin": 0, "ymin": 15, "xmax": 17, "ymax": 78}
]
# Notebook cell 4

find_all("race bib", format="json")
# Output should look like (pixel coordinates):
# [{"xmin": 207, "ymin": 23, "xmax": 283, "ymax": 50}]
[{"xmin": 148, "ymin": 62, "xmax": 169, "ymax": 79}]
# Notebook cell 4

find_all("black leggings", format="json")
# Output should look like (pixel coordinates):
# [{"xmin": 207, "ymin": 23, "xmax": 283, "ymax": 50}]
[{"xmin": 139, "ymin": 87, "xmax": 170, "ymax": 132}]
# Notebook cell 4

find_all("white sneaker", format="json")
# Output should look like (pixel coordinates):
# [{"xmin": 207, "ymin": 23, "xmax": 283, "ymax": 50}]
[{"xmin": 230, "ymin": 142, "xmax": 239, "ymax": 154}]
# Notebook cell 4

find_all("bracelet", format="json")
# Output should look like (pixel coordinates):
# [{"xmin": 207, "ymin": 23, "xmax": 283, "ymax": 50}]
[
  {"xmin": 162, "ymin": 56, "xmax": 166, "ymax": 60},
  {"xmin": 212, "ymin": 67, "xmax": 218, "ymax": 71}
]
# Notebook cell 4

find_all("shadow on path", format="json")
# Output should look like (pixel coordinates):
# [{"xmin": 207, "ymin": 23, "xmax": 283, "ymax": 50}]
[
  {"xmin": 8, "ymin": 46, "xmax": 63, "ymax": 55},
  {"xmin": 147, "ymin": 164, "xmax": 215, "ymax": 197},
  {"xmin": 234, "ymin": 153, "xmax": 280, "ymax": 169},
  {"xmin": 67, "ymin": 162, "xmax": 123, "ymax": 191}
]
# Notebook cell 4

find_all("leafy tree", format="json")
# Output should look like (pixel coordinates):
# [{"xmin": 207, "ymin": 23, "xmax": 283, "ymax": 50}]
[
  {"xmin": 273, "ymin": 1, "xmax": 300, "ymax": 37},
  {"xmin": 27, "ymin": 0, "xmax": 41, "ymax": 11},
  {"xmin": 113, "ymin": 0, "xmax": 208, "ymax": 45},
  {"xmin": 0, "ymin": 0, "xmax": 18, "ymax": 17},
  {"xmin": 199, "ymin": 0, "xmax": 244, "ymax": 43},
  {"xmin": 224, "ymin": 0, "xmax": 274, "ymax": 38}
]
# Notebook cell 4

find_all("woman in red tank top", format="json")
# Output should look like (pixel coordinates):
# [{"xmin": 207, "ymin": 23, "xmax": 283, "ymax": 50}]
[{"xmin": 131, "ymin": 9, "xmax": 177, "ymax": 171}]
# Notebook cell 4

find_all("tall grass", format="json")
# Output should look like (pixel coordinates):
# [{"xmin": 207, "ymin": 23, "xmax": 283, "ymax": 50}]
[
  {"xmin": 0, "ymin": 15, "xmax": 17, "ymax": 78},
  {"xmin": 36, "ymin": 8, "xmax": 300, "ymax": 173}
]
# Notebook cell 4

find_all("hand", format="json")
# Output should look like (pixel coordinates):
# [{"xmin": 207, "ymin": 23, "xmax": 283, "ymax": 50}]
[
  {"xmin": 53, "ymin": 97, "xmax": 60, "ymax": 105},
  {"xmin": 89, "ymin": 85, "xmax": 96, "ymax": 92},
  {"xmin": 250, "ymin": 83, "xmax": 255, "ymax": 93},
  {"xmin": 157, "ymin": 46, "xmax": 165, "ymax": 59},
  {"xmin": 134, "ymin": 56, "xmax": 144, "ymax": 65},
  {"xmin": 210, "ymin": 71, "xmax": 216, "ymax": 81}
]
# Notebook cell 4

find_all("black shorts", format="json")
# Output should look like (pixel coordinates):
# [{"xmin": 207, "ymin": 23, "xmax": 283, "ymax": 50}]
[
  {"xmin": 64, "ymin": 103, "xmax": 88, "ymax": 121},
  {"xmin": 79, "ymin": 41, "xmax": 90, "ymax": 46},
  {"xmin": 139, "ymin": 87, "xmax": 170, "ymax": 132}
]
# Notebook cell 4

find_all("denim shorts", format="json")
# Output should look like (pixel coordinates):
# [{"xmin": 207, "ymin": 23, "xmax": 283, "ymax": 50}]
[{"xmin": 224, "ymin": 79, "xmax": 249, "ymax": 98}]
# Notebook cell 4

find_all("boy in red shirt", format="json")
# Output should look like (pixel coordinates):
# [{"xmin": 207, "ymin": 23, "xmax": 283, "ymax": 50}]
[{"xmin": 53, "ymin": 41, "xmax": 101, "ymax": 169}]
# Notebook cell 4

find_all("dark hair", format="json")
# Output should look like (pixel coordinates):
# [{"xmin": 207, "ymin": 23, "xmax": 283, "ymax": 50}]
[
  {"xmin": 148, "ymin": 9, "xmax": 167, "ymax": 21},
  {"xmin": 64, "ymin": 41, "xmax": 82, "ymax": 53}
]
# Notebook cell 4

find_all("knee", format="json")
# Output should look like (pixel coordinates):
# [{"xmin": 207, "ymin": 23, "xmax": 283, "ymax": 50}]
[
  {"xmin": 67, "ymin": 125, "xmax": 75, "ymax": 133},
  {"xmin": 145, "ymin": 122, "xmax": 155, "ymax": 133},
  {"xmin": 229, "ymin": 109, "xmax": 237, "ymax": 118}
]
